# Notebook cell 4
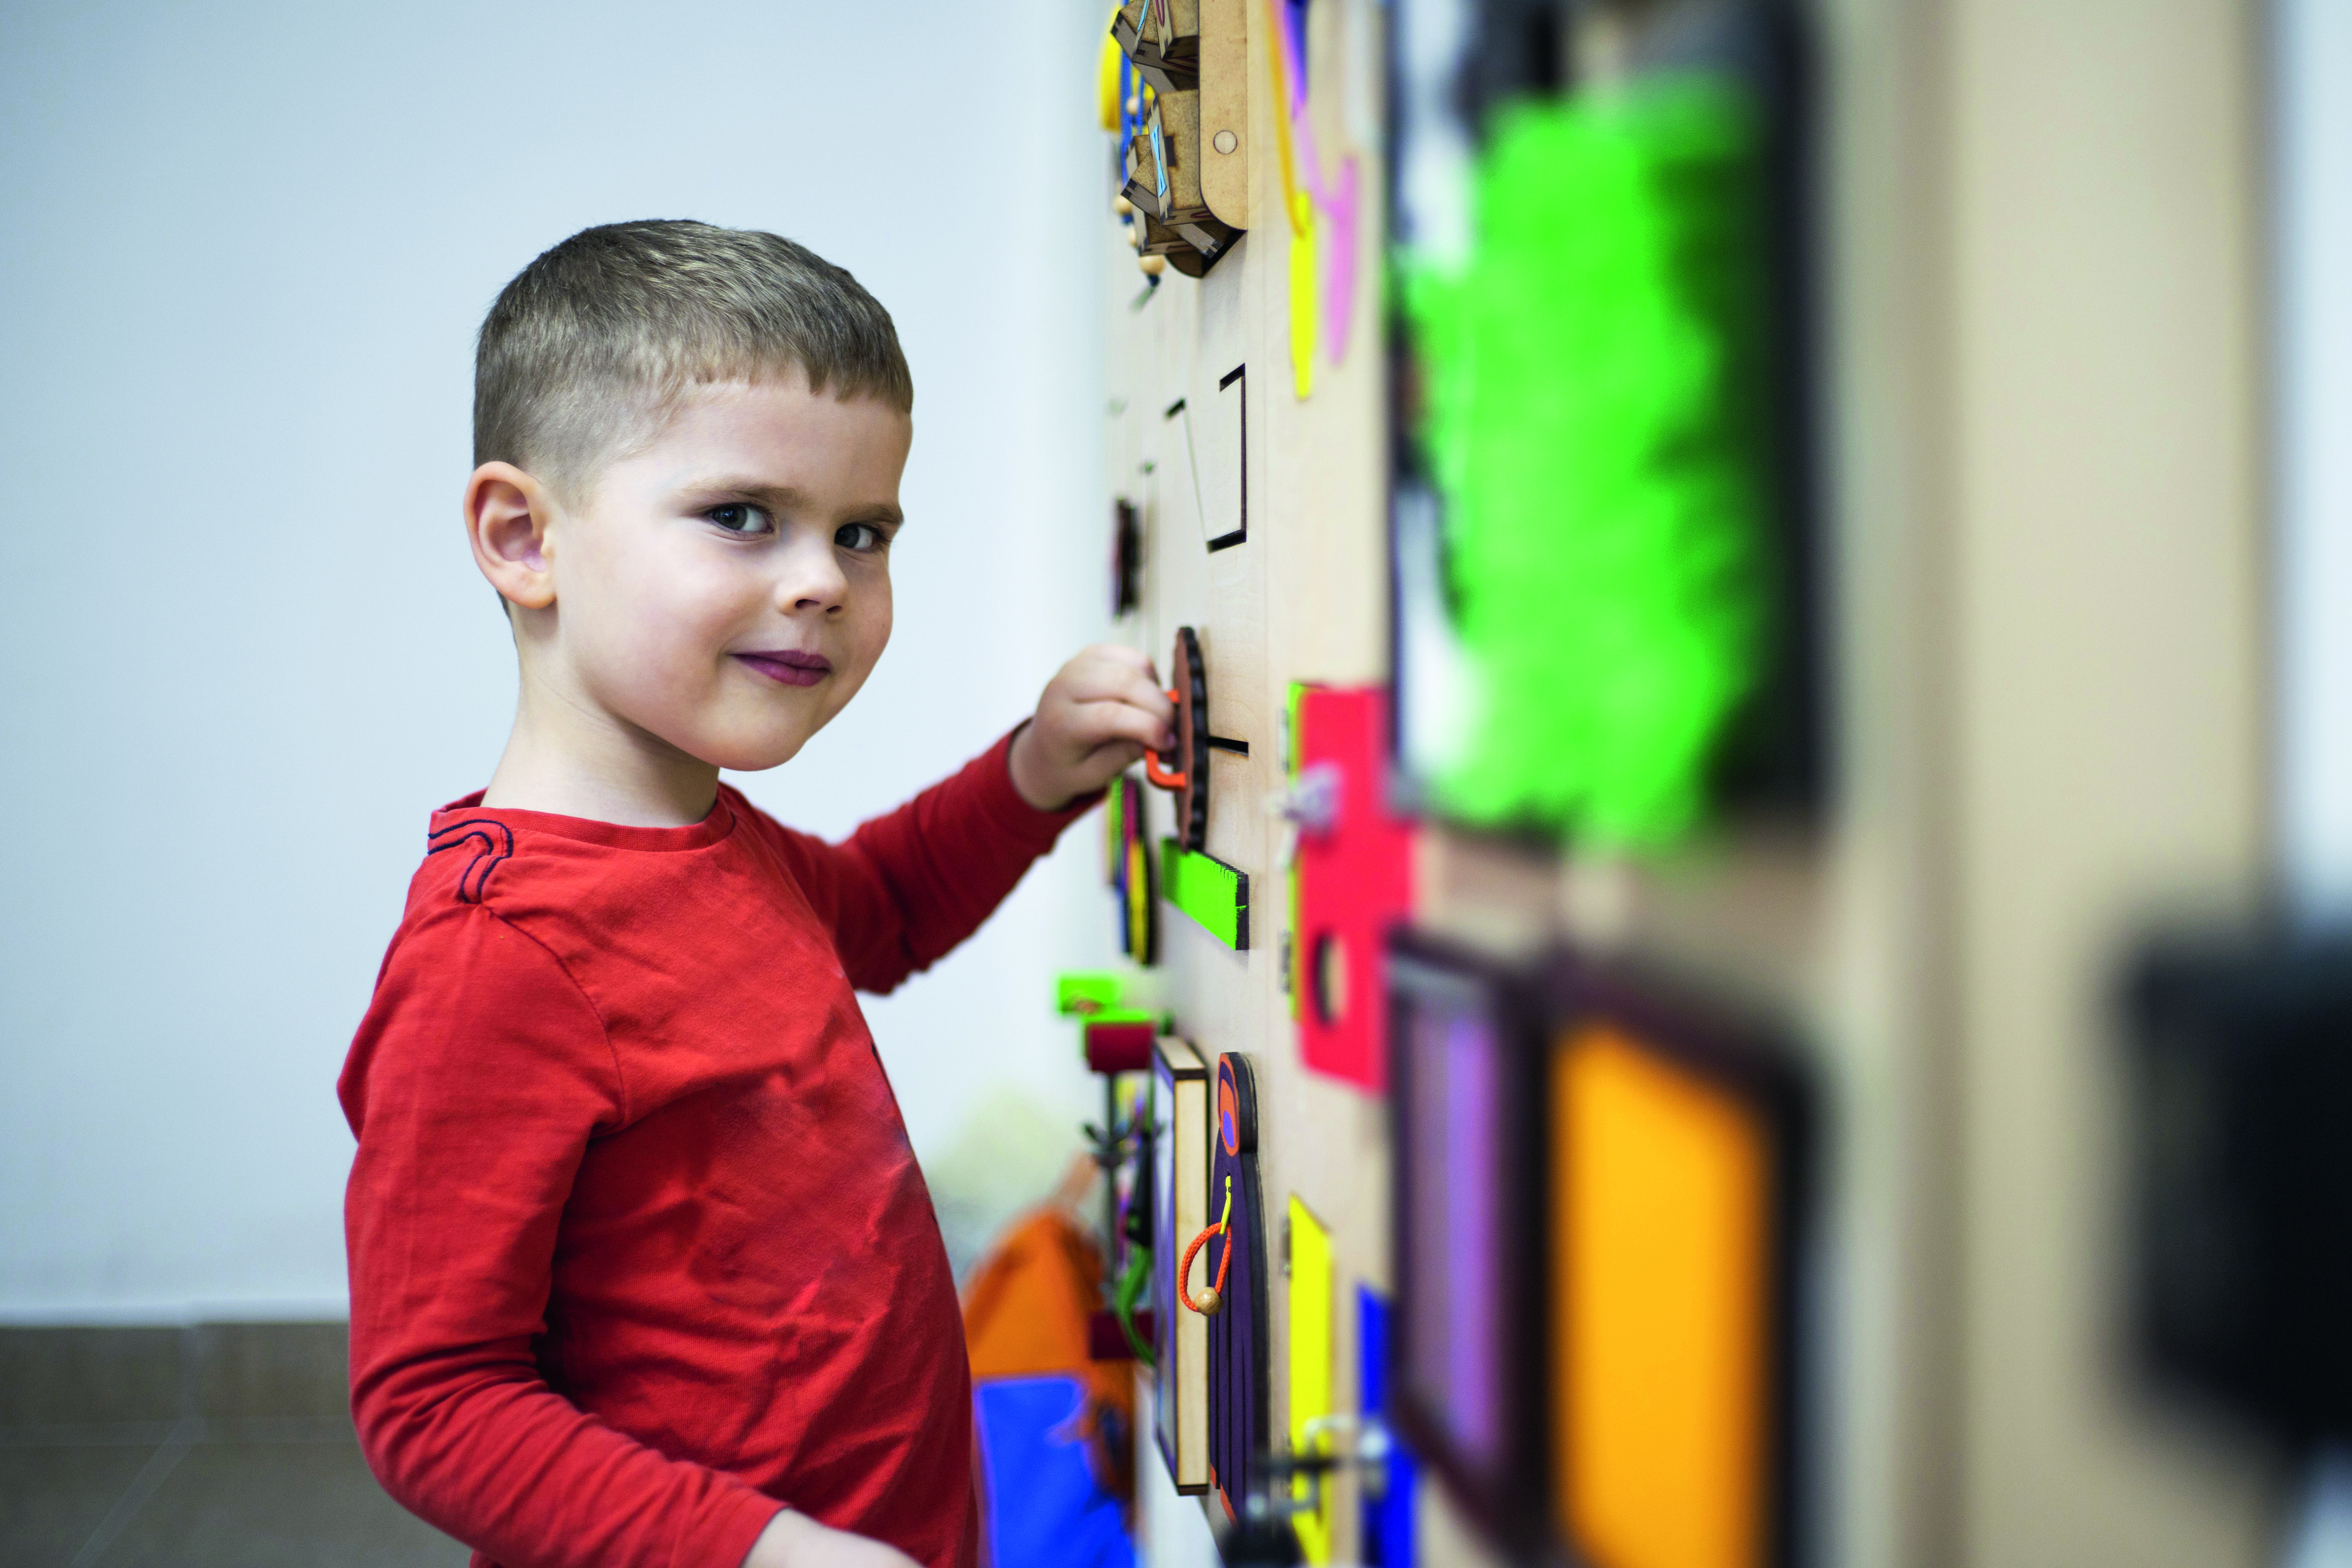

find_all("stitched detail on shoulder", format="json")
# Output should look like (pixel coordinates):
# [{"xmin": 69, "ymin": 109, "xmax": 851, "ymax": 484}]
[
  {"xmin": 425, "ymin": 818, "xmax": 514, "ymax": 903},
  {"xmin": 481, "ymin": 908, "xmax": 632, "ymax": 1132}
]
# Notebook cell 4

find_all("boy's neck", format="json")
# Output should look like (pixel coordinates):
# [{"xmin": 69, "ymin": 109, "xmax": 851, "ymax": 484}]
[{"xmin": 480, "ymin": 675, "xmax": 723, "ymax": 828}]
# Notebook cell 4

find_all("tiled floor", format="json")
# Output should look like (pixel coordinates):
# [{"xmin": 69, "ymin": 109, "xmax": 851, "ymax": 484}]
[{"xmin": 0, "ymin": 1324, "xmax": 467, "ymax": 1568}]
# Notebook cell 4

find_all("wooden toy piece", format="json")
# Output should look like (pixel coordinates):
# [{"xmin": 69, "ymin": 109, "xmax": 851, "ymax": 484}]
[
  {"xmin": 1139, "ymin": 253, "xmax": 1167, "ymax": 277},
  {"xmin": 1291, "ymin": 686, "xmax": 1415, "ymax": 1091},
  {"xmin": 1143, "ymin": 626, "xmax": 1211, "ymax": 849},
  {"xmin": 1162, "ymin": 838, "xmax": 1248, "ymax": 950},
  {"xmin": 1153, "ymin": 1035, "xmax": 1213, "ymax": 1495},
  {"xmin": 1195, "ymin": 1286, "xmax": 1221, "ymax": 1315},
  {"xmin": 1114, "ymin": 50, "xmax": 1242, "ymax": 273},
  {"xmin": 1112, "ymin": 0, "xmax": 1200, "ymax": 95},
  {"xmin": 1205, "ymin": 1052, "xmax": 1272, "ymax": 1526},
  {"xmin": 1115, "ymin": 194, "xmax": 1135, "ymax": 217}
]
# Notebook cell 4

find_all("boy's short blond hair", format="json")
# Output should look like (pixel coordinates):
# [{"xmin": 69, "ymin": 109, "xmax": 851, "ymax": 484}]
[{"xmin": 475, "ymin": 220, "xmax": 912, "ymax": 499}]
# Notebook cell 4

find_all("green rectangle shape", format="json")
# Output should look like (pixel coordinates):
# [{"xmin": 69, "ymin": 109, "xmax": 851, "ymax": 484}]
[
  {"xmin": 1161, "ymin": 839, "xmax": 1250, "ymax": 950},
  {"xmin": 1056, "ymin": 971, "xmax": 1126, "ymax": 1015}
]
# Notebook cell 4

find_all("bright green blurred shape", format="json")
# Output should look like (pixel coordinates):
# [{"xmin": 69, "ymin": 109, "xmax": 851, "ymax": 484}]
[{"xmin": 1407, "ymin": 79, "xmax": 1769, "ymax": 845}]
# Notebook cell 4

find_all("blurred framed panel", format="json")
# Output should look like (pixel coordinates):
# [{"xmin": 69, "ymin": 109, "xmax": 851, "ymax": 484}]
[
  {"xmin": 1387, "ymin": 0, "xmax": 1826, "ymax": 848},
  {"xmin": 1387, "ymin": 930, "xmax": 1815, "ymax": 1567},
  {"xmin": 1153, "ymin": 1034, "xmax": 1212, "ymax": 1493},
  {"xmin": 2124, "ymin": 932, "xmax": 2352, "ymax": 1444}
]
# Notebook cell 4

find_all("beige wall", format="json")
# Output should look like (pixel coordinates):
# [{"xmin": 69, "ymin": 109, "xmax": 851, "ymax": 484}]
[{"xmin": 1945, "ymin": 0, "xmax": 2277, "ymax": 1564}]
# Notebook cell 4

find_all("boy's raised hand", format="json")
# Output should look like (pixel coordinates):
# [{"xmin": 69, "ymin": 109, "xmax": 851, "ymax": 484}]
[
  {"xmin": 741, "ymin": 1510, "xmax": 921, "ymax": 1568},
  {"xmin": 1008, "ymin": 644, "xmax": 1178, "ymax": 812}
]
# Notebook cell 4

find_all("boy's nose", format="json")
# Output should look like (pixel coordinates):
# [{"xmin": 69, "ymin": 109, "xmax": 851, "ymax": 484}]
[{"xmin": 776, "ymin": 547, "xmax": 849, "ymax": 614}]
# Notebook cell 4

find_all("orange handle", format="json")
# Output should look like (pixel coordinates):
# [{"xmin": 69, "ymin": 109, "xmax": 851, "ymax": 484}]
[{"xmin": 1143, "ymin": 687, "xmax": 1188, "ymax": 790}]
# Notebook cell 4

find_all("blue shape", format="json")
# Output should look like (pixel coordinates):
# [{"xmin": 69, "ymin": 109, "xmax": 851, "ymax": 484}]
[
  {"xmin": 1359, "ymin": 1286, "xmax": 1420, "ymax": 1568},
  {"xmin": 975, "ymin": 1376, "xmax": 1136, "ymax": 1568}
]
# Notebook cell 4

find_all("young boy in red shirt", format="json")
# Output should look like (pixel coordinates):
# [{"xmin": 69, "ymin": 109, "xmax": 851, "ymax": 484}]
[{"xmin": 338, "ymin": 220, "xmax": 1172, "ymax": 1568}]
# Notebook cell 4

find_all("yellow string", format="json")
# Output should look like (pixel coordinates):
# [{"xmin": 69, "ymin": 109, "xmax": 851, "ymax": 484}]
[{"xmin": 1261, "ymin": 0, "xmax": 1312, "ymax": 237}]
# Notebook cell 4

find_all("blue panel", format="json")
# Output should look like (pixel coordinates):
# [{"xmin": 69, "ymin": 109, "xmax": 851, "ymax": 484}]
[
  {"xmin": 975, "ymin": 1376, "xmax": 1137, "ymax": 1568},
  {"xmin": 1359, "ymin": 1286, "xmax": 1421, "ymax": 1568}
]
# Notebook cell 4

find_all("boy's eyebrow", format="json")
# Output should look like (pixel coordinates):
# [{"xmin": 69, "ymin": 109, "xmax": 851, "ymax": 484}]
[{"xmin": 685, "ymin": 476, "xmax": 905, "ymax": 527}]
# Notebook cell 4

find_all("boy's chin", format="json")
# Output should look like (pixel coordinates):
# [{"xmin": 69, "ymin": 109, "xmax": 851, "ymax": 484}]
[{"xmin": 687, "ymin": 724, "xmax": 817, "ymax": 775}]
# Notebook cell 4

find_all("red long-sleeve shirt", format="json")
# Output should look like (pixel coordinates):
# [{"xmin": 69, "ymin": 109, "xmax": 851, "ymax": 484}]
[{"xmin": 339, "ymin": 733, "xmax": 1089, "ymax": 1568}]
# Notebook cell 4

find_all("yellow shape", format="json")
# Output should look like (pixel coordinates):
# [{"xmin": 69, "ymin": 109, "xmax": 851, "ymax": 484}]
[
  {"xmin": 1289, "ymin": 214, "xmax": 1318, "ymax": 401},
  {"xmin": 1286, "ymin": 1195, "xmax": 1334, "ymax": 1563},
  {"xmin": 1554, "ymin": 1026, "xmax": 1768, "ymax": 1568},
  {"xmin": 1098, "ymin": 10, "xmax": 1124, "ymax": 131}
]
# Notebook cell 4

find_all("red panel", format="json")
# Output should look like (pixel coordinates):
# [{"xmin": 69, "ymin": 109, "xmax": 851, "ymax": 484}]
[
  {"xmin": 1295, "ymin": 687, "xmax": 1416, "ymax": 1091},
  {"xmin": 1083, "ymin": 1018, "xmax": 1158, "ymax": 1075}
]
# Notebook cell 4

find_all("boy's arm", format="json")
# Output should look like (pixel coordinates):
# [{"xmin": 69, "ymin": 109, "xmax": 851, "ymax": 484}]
[
  {"xmin": 785, "ymin": 728, "xmax": 1095, "ymax": 995},
  {"xmin": 782, "ymin": 645, "xmax": 1174, "ymax": 993},
  {"xmin": 340, "ymin": 906, "xmax": 782, "ymax": 1568}
]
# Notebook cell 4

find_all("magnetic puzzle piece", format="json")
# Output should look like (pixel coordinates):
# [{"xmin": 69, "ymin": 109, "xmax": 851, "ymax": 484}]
[
  {"xmin": 1146, "ymin": 626, "xmax": 1211, "ymax": 850},
  {"xmin": 1198, "ymin": 1052, "xmax": 1272, "ymax": 1525},
  {"xmin": 1289, "ymin": 685, "xmax": 1415, "ymax": 1091}
]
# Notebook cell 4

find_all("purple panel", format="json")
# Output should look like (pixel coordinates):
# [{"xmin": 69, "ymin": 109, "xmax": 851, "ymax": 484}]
[{"xmin": 1400, "ymin": 995, "xmax": 1505, "ymax": 1477}]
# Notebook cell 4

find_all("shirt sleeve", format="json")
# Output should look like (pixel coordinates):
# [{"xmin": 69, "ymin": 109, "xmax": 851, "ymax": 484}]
[
  {"xmin": 339, "ymin": 904, "xmax": 783, "ymax": 1568},
  {"xmin": 771, "ymin": 727, "xmax": 1099, "ymax": 995}
]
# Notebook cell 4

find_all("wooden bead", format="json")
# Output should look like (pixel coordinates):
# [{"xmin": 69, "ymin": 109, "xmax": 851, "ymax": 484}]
[
  {"xmin": 1114, "ymin": 195, "xmax": 1134, "ymax": 218},
  {"xmin": 1139, "ymin": 254, "xmax": 1167, "ymax": 277},
  {"xmin": 1194, "ymin": 1285, "xmax": 1221, "ymax": 1315}
]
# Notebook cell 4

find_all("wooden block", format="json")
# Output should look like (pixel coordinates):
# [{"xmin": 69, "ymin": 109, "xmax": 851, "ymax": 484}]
[{"xmin": 1164, "ymin": 838, "xmax": 1250, "ymax": 950}]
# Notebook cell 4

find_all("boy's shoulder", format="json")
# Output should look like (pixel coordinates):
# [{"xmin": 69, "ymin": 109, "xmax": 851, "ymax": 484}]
[{"xmin": 381, "ymin": 785, "xmax": 824, "ymax": 975}]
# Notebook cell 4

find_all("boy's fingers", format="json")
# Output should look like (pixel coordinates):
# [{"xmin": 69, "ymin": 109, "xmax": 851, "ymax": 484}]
[
  {"xmin": 1082, "ymin": 643, "xmax": 1154, "ymax": 674},
  {"xmin": 1059, "ymin": 668, "xmax": 1174, "ymax": 722},
  {"xmin": 1068, "ymin": 700, "xmax": 1174, "ymax": 753}
]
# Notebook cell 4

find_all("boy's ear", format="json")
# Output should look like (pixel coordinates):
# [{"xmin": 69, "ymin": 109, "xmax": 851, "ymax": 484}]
[{"xmin": 465, "ymin": 462, "xmax": 558, "ymax": 611}]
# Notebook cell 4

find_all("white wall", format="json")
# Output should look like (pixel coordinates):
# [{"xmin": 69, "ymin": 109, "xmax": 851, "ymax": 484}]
[
  {"xmin": 2279, "ymin": 0, "xmax": 2352, "ymax": 917},
  {"xmin": 0, "ymin": 0, "xmax": 1117, "ymax": 1320}
]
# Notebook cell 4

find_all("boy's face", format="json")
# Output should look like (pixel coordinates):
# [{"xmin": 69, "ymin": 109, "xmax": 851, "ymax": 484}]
[{"xmin": 531, "ymin": 376, "xmax": 911, "ymax": 773}]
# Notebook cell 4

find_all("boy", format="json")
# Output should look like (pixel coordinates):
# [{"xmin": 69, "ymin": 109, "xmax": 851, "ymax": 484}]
[{"xmin": 338, "ymin": 220, "xmax": 1172, "ymax": 1568}]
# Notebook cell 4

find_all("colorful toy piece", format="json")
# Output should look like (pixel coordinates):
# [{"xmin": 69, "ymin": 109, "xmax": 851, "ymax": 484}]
[
  {"xmin": 1289, "ymin": 685, "xmax": 1415, "ymax": 1091},
  {"xmin": 1143, "ymin": 626, "xmax": 1211, "ymax": 850}
]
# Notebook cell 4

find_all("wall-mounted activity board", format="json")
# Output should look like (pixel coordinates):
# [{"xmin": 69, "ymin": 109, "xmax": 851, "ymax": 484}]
[
  {"xmin": 1154, "ymin": 1034, "xmax": 1212, "ymax": 1493},
  {"xmin": 1387, "ymin": 930, "xmax": 1815, "ymax": 1568},
  {"xmin": 1388, "ymin": 0, "xmax": 1824, "ymax": 845}
]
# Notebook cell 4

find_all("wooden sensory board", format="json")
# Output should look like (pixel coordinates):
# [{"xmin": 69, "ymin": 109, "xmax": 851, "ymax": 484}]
[
  {"xmin": 1102, "ymin": 0, "xmax": 1398, "ymax": 1560},
  {"xmin": 1097, "ymin": 4, "xmax": 2282, "ymax": 1568}
]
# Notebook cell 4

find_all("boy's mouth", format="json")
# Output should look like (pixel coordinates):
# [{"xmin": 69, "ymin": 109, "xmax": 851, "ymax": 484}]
[{"xmin": 735, "ymin": 649, "xmax": 831, "ymax": 688}]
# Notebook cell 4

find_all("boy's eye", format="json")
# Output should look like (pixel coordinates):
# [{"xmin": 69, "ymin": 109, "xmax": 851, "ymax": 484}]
[
  {"xmin": 706, "ymin": 503, "xmax": 772, "ymax": 535},
  {"xmin": 835, "ymin": 522, "xmax": 888, "ymax": 552}
]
